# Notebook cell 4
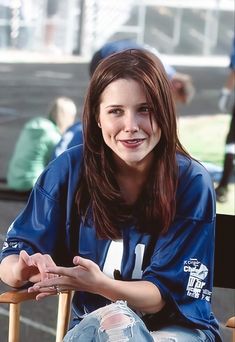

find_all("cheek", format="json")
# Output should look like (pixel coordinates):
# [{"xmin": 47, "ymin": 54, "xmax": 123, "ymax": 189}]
[
  {"xmin": 100, "ymin": 120, "xmax": 119, "ymax": 137},
  {"xmin": 143, "ymin": 120, "xmax": 160, "ymax": 136},
  {"xmin": 149, "ymin": 122, "xmax": 161, "ymax": 142},
  {"xmin": 156, "ymin": 128, "xmax": 162, "ymax": 143},
  {"xmin": 155, "ymin": 125, "xmax": 161, "ymax": 138}
]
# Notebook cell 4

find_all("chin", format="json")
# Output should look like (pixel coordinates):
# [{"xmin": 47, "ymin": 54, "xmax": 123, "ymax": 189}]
[
  {"xmin": 122, "ymin": 156, "xmax": 146, "ymax": 166},
  {"xmin": 113, "ymin": 149, "xmax": 153, "ymax": 168}
]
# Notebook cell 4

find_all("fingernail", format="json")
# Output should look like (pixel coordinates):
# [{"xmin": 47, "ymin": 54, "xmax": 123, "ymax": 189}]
[{"xmin": 33, "ymin": 285, "xmax": 40, "ymax": 290}]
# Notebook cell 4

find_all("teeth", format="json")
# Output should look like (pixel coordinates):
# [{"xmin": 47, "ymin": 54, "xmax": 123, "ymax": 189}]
[
  {"xmin": 119, "ymin": 138, "xmax": 144, "ymax": 144},
  {"xmin": 126, "ymin": 140, "xmax": 140, "ymax": 143}
]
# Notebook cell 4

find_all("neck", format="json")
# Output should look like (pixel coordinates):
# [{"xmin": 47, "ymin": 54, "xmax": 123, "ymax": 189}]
[{"xmin": 115, "ymin": 156, "xmax": 153, "ymax": 205}]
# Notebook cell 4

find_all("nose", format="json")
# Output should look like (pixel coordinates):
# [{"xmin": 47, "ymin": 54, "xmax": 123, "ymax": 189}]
[{"xmin": 123, "ymin": 111, "xmax": 139, "ymax": 133}]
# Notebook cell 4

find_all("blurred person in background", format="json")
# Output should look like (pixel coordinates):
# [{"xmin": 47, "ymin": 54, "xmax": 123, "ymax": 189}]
[
  {"xmin": 7, "ymin": 97, "xmax": 77, "ymax": 192},
  {"xmin": 52, "ymin": 39, "xmax": 195, "ymax": 159},
  {"xmin": 52, "ymin": 120, "xmax": 83, "ymax": 159},
  {"xmin": 89, "ymin": 39, "xmax": 195, "ymax": 105},
  {"xmin": 215, "ymin": 36, "xmax": 235, "ymax": 203}
]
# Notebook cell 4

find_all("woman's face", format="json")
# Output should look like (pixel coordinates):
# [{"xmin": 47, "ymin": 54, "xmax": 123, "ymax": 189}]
[{"xmin": 98, "ymin": 78, "xmax": 161, "ymax": 169}]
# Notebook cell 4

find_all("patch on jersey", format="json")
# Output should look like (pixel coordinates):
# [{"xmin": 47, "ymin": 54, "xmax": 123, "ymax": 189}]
[
  {"xmin": 2, "ymin": 241, "xmax": 23, "ymax": 250},
  {"xmin": 184, "ymin": 258, "xmax": 211, "ymax": 301}
]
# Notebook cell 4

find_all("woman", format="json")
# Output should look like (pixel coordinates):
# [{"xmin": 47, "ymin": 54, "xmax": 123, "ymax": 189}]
[{"xmin": 0, "ymin": 50, "xmax": 220, "ymax": 341}]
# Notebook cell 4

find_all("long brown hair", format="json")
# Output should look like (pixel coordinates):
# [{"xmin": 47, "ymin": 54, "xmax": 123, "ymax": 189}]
[{"xmin": 76, "ymin": 49, "xmax": 189, "ymax": 239}]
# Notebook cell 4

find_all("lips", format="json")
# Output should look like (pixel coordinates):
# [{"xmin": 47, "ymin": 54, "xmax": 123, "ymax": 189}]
[
  {"xmin": 118, "ymin": 138, "xmax": 145, "ymax": 148},
  {"xmin": 121, "ymin": 139, "xmax": 145, "ymax": 143}
]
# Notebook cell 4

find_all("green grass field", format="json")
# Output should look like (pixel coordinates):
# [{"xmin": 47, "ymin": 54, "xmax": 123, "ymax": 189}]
[{"xmin": 178, "ymin": 114, "xmax": 234, "ymax": 215}]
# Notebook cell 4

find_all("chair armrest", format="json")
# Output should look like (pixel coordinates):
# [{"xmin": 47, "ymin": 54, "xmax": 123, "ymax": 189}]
[
  {"xmin": 0, "ymin": 287, "xmax": 39, "ymax": 342},
  {"xmin": 0, "ymin": 287, "xmax": 73, "ymax": 342},
  {"xmin": 226, "ymin": 316, "xmax": 235, "ymax": 328},
  {"xmin": 0, "ymin": 288, "xmax": 38, "ymax": 304}
]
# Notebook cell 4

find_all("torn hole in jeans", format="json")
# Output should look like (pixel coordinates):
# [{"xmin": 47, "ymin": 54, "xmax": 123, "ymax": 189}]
[{"xmin": 98, "ymin": 306, "xmax": 135, "ymax": 341}]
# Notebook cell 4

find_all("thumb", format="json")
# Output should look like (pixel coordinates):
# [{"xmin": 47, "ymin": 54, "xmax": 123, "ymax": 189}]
[
  {"xmin": 73, "ymin": 256, "xmax": 92, "ymax": 268},
  {"xmin": 19, "ymin": 250, "xmax": 31, "ymax": 265}
]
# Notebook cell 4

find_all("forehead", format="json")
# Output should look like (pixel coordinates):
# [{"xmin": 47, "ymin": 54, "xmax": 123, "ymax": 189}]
[{"xmin": 100, "ymin": 78, "xmax": 147, "ymax": 104}]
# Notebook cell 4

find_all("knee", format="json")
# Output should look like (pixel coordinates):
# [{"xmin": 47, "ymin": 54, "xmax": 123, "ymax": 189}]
[
  {"xmin": 101, "ymin": 312, "xmax": 131, "ymax": 331},
  {"xmin": 98, "ymin": 302, "xmax": 134, "ymax": 332}
]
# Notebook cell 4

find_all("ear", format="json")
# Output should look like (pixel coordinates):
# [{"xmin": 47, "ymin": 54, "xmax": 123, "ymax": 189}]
[{"xmin": 97, "ymin": 121, "xmax": 101, "ymax": 128}]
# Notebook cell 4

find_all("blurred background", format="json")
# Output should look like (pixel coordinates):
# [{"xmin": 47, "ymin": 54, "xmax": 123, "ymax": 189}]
[
  {"xmin": 0, "ymin": 0, "xmax": 234, "ymax": 341},
  {"xmin": 0, "ymin": 0, "xmax": 234, "ymax": 58}
]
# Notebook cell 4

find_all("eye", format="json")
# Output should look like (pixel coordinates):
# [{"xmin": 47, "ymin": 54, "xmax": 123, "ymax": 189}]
[
  {"xmin": 139, "ymin": 106, "xmax": 151, "ymax": 114},
  {"xmin": 108, "ymin": 108, "xmax": 123, "ymax": 115}
]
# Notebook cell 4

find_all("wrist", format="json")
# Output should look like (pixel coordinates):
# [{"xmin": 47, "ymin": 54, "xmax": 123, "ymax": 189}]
[{"xmin": 96, "ymin": 276, "xmax": 117, "ymax": 299}]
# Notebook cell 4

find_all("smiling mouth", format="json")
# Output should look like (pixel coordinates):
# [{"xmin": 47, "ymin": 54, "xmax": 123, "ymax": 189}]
[{"xmin": 119, "ymin": 138, "xmax": 145, "ymax": 144}]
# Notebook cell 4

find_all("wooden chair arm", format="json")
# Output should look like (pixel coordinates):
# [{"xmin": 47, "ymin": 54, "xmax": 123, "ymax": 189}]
[
  {"xmin": 0, "ymin": 288, "xmax": 37, "ymax": 304},
  {"xmin": 0, "ymin": 288, "xmax": 37, "ymax": 342},
  {"xmin": 226, "ymin": 316, "xmax": 235, "ymax": 329},
  {"xmin": 0, "ymin": 288, "xmax": 73, "ymax": 342}
]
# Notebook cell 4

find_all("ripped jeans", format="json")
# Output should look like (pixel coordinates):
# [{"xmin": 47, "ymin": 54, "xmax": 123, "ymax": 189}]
[{"xmin": 63, "ymin": 301, "xmax": 215, "ymax": 342}]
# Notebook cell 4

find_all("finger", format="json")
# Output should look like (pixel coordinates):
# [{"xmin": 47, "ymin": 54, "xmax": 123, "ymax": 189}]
[
  {"xmin": 32, "ymin": 254, "xmax": 56, "ymax": 280},
  {"xmin": 19, "ymin": 250, "xmax": 31, "ymax": 265},
  {"xmin": 32, "ymin": 283, "xmax": 73, "ymax": 297},
  {"xmin": 45, "ymin": 265, "xmax": 75, "ymax": 278},
  {"xmin": 30, "ymin": 279, "xmax": 78, "ymax": 293},
  {"xmin": 36, "ymin": 285, "xmax": 79, "ymax": 294},
  {"xmin": 28, "ymin": 284, "xmax": 56, "ymax": 294},
  {"xmin": 31, "ymin": 277, "xmax": 68, "ymax": 290},
  {"xmin": 35, "ymin": 263, "xmax": 48, "ymax": 280},
  {"xmin": 36, "ymin": 291, "xmax": 57, "ymax": 301},
  {"xmin": 36, "ymin": 285, "xmax": 66, "ymax": 293},
  {"xmin": 35, "ymin": 286, "xmax": 75, "ymax": 301},
  {"xmin": 73, "ymin": 256, "xmax": 79, "ymax": 265},
  {"xmin": 73, "ymin": 256, "xmax": 93, "ymax": 268}
]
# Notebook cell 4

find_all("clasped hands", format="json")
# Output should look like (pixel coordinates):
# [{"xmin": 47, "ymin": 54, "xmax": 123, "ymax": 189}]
[{"xmin": 18, "ymin": 250, "xmax": 106, "ymax": 300}]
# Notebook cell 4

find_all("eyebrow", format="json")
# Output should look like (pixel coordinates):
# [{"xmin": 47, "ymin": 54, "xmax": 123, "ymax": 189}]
[
  {"xmin": 104, "ymin": 105, "xmax": 123, "ymax": 109},
  {"xmin": 104, "ymin": 102, "xmax": 149, "ymax": 109}
]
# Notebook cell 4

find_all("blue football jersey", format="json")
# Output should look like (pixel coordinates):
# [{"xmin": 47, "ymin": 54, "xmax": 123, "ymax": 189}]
[{"xmin": 0, "ymin": 145, "xmax": 220, "ymax": 340}]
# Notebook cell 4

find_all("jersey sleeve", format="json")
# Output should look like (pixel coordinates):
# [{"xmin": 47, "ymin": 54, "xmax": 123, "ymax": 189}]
[
  {"xmin": 142, "ymin": 158, "xmax": 216, "ymax": 328},
  {"xmin": 1, "ymin": 146, "xmax": 83, "ymax": 266}
]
